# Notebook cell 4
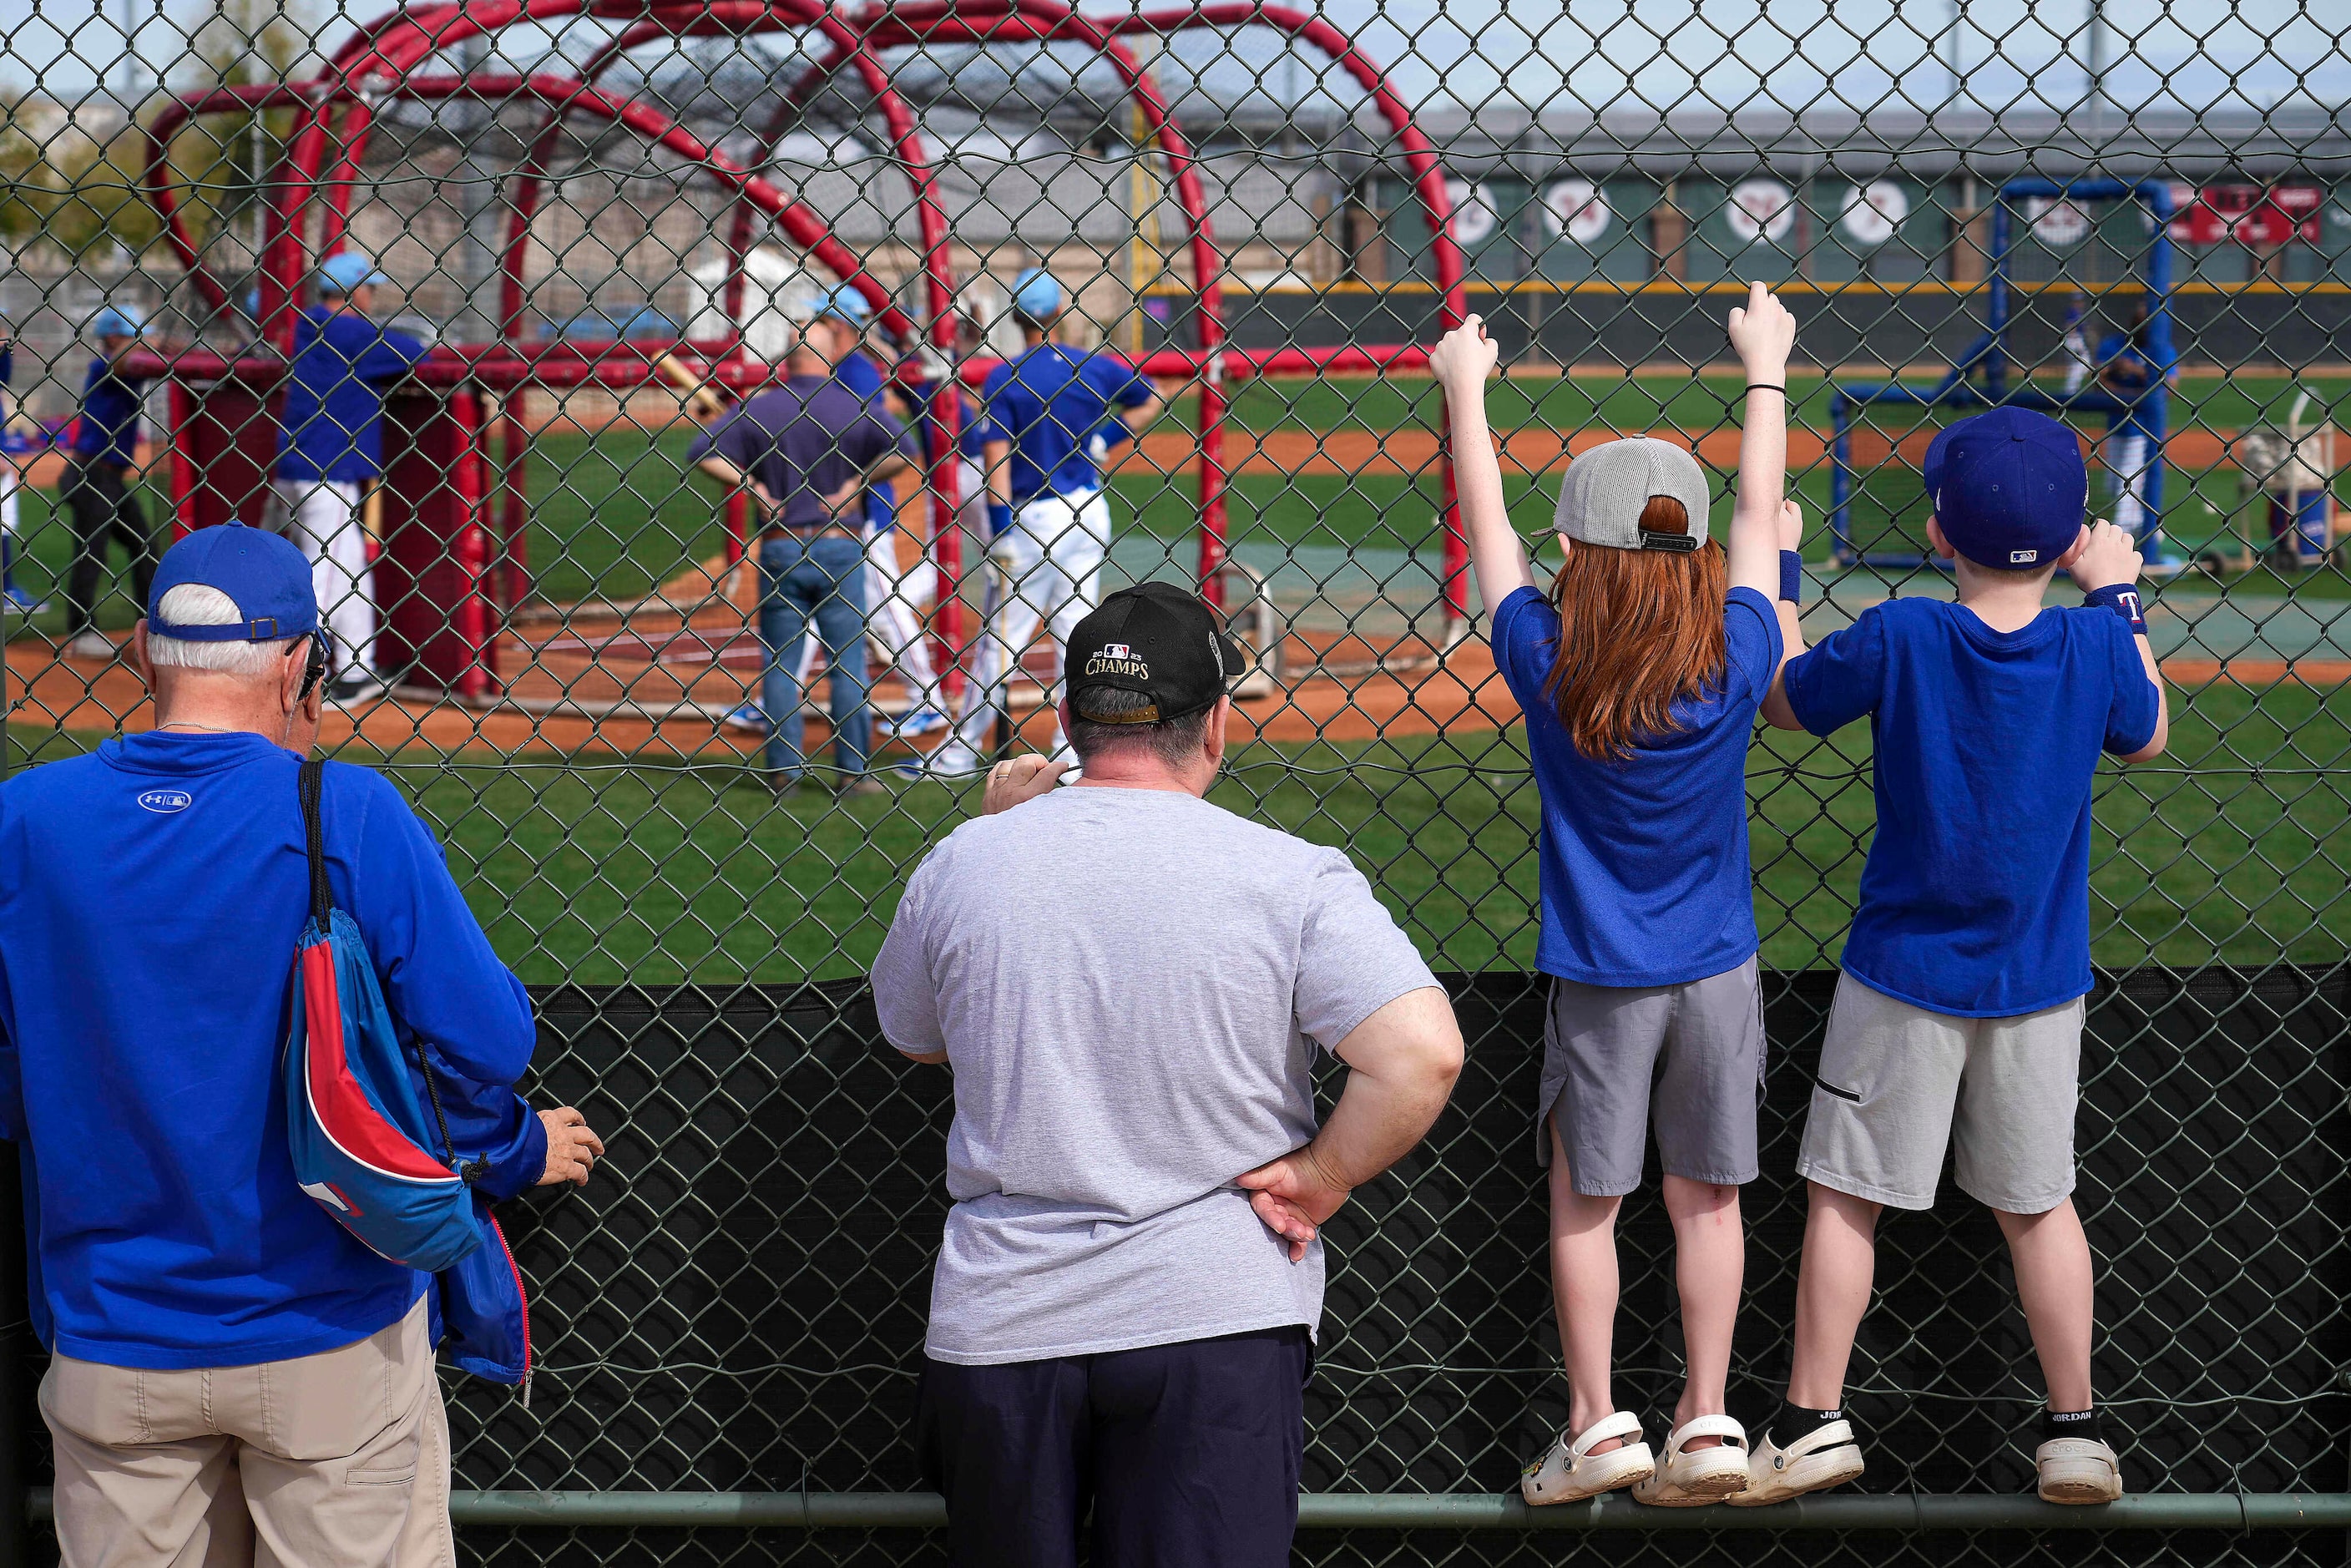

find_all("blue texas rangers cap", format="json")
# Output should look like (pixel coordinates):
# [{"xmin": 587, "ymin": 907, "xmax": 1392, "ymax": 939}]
[
  {"xmin": 1922, "ymin": 407, "xmax": 2089, "ymax": 570},
  {"xmin": 147, "ymin": 523, "xmax": 320, "ymax": 641},
  {"xmin": 1012, "ymin": 267, "xmax": 1064, "ymax": 321}
]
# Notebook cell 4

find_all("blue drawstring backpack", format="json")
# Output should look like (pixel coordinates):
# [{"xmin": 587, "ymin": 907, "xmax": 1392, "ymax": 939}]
[{"xmin": 285, "ymin": 758, "xmax": 532, "ymax": 1389}]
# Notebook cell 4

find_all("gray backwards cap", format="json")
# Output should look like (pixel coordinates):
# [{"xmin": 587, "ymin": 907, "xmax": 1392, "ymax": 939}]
[{"xmin": 1550, "ymin": 437, "xmax": 1712, "ymax": 552}]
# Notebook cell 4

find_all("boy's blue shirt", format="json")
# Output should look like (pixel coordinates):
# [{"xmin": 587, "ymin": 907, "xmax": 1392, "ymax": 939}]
[
  {"xmin": 1782, "ymin": 598, "xmax": 2161, "ymax": 1017},
  {"xmin": 0, "ymin": 732, "xmax": 544, "ymax": 1369},
  {"xmin": 1493, "ymin": 584, "xmax": 1782, "ymax": 988},
  {"xmin": 72, "ymin": 357, "xmax": 148, "ymax": 466},
  {"xmin": 970, "ymin": 345, "xmax": 1152, "ymax": 503},
  {"xmin": 276, "ymin": 306, "xmax": 430, "ymax": 483}
]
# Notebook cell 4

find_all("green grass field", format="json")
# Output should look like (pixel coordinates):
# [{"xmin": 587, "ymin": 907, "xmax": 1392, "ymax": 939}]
[
  {"xmin": 6, "ymin": 367, "xmax": 2346, "ymax": 985},
  {"xmin": 15, "ymin": 675, "xmax": 2339, "ymax": 984}
]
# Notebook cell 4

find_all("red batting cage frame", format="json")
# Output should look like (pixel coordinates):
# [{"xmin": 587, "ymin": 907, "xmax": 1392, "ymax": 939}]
[{"xmin": 132, "ymin": 0, "xmax": 1469, "ymax": 703}]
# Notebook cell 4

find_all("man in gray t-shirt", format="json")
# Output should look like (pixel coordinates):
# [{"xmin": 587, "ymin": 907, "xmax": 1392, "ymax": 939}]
[{"xmin": 872, "ymin": 581, "xmax": 1463, "ymax": 1568}]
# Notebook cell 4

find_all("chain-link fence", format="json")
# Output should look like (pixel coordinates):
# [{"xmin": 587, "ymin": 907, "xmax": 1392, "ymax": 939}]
[{"xmin": 3, "ymin": 0, "xmax": 2349, "ymax": 1560}]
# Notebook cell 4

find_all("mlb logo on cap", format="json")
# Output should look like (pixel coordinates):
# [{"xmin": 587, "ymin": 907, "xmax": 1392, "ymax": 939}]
[
  {"xmin": 1104, "ymin": 644, "xmax": 1130, "ymax": 660},
  {"xmin": 1922, "ymin": 407, "xmax": 2089, "ymax": 571}
]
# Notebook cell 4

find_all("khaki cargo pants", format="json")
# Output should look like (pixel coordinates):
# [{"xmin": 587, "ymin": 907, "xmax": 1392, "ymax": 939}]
[{"xmin": 39, "ymin": 1297, "xmax": 453, "ymax": 1568}]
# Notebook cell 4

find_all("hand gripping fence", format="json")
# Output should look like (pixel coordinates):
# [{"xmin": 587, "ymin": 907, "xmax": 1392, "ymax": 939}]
[{"xmin": 1, "ymin": 1, "xmax": 2349, "ymax": 1563}]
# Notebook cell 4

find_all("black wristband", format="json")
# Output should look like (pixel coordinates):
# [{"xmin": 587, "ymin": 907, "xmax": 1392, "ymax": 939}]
[
  {"xmin": 2082, "ymin": 584, "xmax": 2147, "ymax": 635},
  {"xmin": 1747, "ymin": 382, "xmax": 1787, "ymax": 396},
  {"xmin": 1778, "ymin": 549, "xmax": 1804, "ymax": 604}
]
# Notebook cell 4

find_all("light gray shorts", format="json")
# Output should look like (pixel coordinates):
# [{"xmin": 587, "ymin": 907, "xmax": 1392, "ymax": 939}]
[
  {"xmin": 1535, "ymin": 956, "xmax": 1765, "ymax": 1196},
  {"xmin": 1797, "ymin": 974, "xmax": 2085, "ymax": 1214}
]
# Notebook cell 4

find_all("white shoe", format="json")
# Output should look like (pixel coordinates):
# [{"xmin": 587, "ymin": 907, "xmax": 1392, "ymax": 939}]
[
  {"xmin": 2036, "ymin": 1436, "xmax": 2124, "ymax": 1504},
  {"xmin": 924, "ymin": 741, "xmax": 987, "ymax": 779},
  {"xmin": 1520, "ymin": 1412, "xmax": 1653, "ymax": 1505},
  {"xmin": 1728, "ymin": 1416, "xmax": 1864, "ymax": 1506},
  {"xmin": 1631, "ymin": 1414, "xmax": 1752, "ymax": 1506},
  {"xmin": 66, "ymin": 630, "xmax": 114, "ymax": 660}
]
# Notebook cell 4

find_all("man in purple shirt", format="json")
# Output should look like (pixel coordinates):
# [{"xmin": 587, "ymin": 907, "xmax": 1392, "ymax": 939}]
[{"xmin": 690, "ymin": 315, "xmax": 917, "ymax": 797}]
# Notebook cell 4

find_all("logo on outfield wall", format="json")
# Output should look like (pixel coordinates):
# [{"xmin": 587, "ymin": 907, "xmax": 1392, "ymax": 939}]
[
  {"xmin": 1541, "ymin": 180, "xmax": 1612, "ymax": 244},
  {"xmin": 1444, "ymin": 180, "xmax": 1499, "ymax": 247},
  {"xmin": 1839, "ymin": 181, "xmax": 1909, "ymax": 245},
  {"xmin": 1725, "ymin": 180, "xmax": 1795, "ymax": 245},
  {"xmin": 2025, "ymin": 197, "xmax": 2091, "ymax": 245}
]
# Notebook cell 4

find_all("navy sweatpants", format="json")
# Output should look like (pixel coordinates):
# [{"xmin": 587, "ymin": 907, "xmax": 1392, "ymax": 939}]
[{"xmin": 916, "ymin": 1326, "xmax": 1311, "ymax": 1568}]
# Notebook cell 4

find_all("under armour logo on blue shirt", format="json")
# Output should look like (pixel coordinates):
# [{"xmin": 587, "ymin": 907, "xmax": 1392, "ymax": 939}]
[{"xmin": 136, "ymin": 789, "xmax": 192, "ymax": 813}]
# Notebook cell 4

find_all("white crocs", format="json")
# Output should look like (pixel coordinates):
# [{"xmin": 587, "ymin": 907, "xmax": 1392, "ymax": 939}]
[
  {"xmin": 1521, "ymin": 1411, "xmax": 1655, "ymax": 1505},
  {"xmin": 1631, "ymin": 1414, "xmax": 1752, "ymax": 1506},
  {"xmin": 2036, "ymin": 1436, "xmax": 2125, "ymax": 1504},
  {"xmin": 1729, "ymin": 1416, "xmax": 1864, "ymax": 1506}
]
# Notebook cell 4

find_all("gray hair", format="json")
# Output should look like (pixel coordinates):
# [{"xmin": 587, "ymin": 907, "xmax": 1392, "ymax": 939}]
[
  {"xmin": 147, "ymin": 584, "xmax": 299, "ymax": 679},
  {"xmin": 1067, "ymin": 686, "xmax": 1212, "ymax": 771}
]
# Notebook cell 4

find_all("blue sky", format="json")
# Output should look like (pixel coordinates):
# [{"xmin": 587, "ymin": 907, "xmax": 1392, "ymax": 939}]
[{"xmin": 3, "ymin": 0, "xmax": 2344, "ymax": 118}]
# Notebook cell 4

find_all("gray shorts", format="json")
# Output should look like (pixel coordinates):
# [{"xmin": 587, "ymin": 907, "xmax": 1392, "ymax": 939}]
[
  {"xmin": 1535, "ymin": 957, "xmax": 1765, "ymax": 1196},
  {"xmin": 1797, "ymin": 974, "xmax": 2084, "ymax": 1214}
]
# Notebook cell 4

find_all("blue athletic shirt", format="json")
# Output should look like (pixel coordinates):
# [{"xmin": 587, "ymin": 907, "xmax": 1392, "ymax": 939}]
[
  {"xmin": 276, "ymin": 306, "xmax": 430, "ymax": 483},
  {"xmin": 1782, "ymin": 599, "xmax": 2161, "ymax": 1018},
  {"xmin": 1493, "ymin": 584, "xmax": 1782, "ymax": 988},
  {"xmin": 970, "ymin": 344, "xmax": 1152, "ymax": 503},
  {"xmin": 2095, "ymin": 331, "xmax": 2162, "ymax": 441},
  {"xmin": 0, "ymin": 732, "xmax": 547, "ymax": 1369},
  {"xmin": 72, "ymin": 357, "xmax": 148, "ymax": 466}
]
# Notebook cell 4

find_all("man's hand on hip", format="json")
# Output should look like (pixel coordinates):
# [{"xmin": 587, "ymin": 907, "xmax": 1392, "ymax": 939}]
[
  {"xmin": 536, "ymin": 1106, "xmax": 605, "ymax": 1186},
  {"xmin": 1237, "ymin": 1146, "xmax": 1351, "ymax": 1262}
]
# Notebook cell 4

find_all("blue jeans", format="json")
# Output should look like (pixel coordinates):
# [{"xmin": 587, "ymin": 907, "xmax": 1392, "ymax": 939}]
[{"xmin": 757, "ymin": 533, "xmax": 870, "ymax": 781}]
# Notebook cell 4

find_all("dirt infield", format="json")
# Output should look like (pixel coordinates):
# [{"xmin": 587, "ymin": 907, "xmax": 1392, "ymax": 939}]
[
  {"xmin": 1115, "ymin": 423, "xmax": 2239, "ymax": 482},
  {"xmin": 13, "ymin": 612, "xmax": 2335, "ymax": 768}
]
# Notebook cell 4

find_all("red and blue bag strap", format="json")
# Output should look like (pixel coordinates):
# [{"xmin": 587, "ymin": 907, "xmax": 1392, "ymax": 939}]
[{"xmin": 298, "ymin": 757, "xmax": 482, "ymax": 1184}]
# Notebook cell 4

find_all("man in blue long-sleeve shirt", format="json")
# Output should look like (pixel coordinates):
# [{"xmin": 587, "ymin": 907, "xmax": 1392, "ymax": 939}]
[
  {"xmin": 274, "ymin": 251, "xmax": 431, "ymax": 703},
  {"xmin": 0, "ymin": 524, "xmax": 602, "ymax": 1565}
]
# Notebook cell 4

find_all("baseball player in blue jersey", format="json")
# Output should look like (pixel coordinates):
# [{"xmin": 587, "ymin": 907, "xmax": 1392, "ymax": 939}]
[
  {"xmin": 756, "ymin": 286, "xmax": 948, "ymax": 741},
  {"xmin": 2095, "ymin": 298, "xmax": 2181, "ymax": 576},
  {"xmin": 927, "ymin": 268, "xmax": 1161, "ymax": 776},
  {"xmin": 0, "ymin": 316, "xmax": 34, "ymax": 613},
  {"xmin": 273, "ymin": 251, "xmax": 431, "ymax": 702}
]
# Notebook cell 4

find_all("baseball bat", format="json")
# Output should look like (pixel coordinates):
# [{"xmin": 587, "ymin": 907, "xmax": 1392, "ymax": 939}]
[{"xmin": 654, "ymin": 352, "xmax": 726, "ymax": 425}]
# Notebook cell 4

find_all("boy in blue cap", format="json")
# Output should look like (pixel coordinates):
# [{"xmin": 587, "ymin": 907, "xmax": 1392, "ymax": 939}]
[
  {"xmin": 927, "ymin": 266, "xmax": 1161, "ymax": 777},
  {"xmin": 1740, "ymin": 407, "xmax": 2167, "ymax": 1509},
  {"xmin": 273, "ymin": 251, "xmax": 431, "ymax": 703},
  {"xmin": 60, "ymin": 306, "xmax": 162, "ymax": 660}
]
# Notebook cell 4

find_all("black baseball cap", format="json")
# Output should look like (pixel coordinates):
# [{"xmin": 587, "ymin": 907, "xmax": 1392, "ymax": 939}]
[{"xmin": 1067, "ymin": 582, "xmax": 1245, "ymax": 725}]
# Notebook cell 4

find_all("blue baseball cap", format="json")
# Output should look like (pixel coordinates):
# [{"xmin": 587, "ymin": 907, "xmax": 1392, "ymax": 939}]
[
  {"xmin": 817, "ymin": 285, "xmax": 872, "ymax": 326},
  {"xmin": 1012, "ymin": 267, "xmax": 1063, "ymax": 321},
  {"xmin": 316, "ymin": 251, "xmax": 386, "ymax": 295},
  {"xmin": 92, "ymin": 305, "xmax": 144, "ymax": 340},
  {"xmin": 147, "ymin": 524, "xmax": 320, "ymax": 642},
  {"xmin": 1921, "ymin": 407, "xmax": 2088, "ymax": 570}
]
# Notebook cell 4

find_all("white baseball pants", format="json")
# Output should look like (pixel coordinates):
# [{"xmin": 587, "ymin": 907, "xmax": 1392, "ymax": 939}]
[
  {"xmin": 944, "ymin": 488, "xmax": 1111, "ymax": 759},
  {"xmin": 276, "ymin": 478, "xmax": 377, "ymax": 671}
]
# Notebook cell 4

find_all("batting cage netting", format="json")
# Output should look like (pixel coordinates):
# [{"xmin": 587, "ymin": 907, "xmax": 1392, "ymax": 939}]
[{"xmin": 0, "ymin": 0, "xmax": 2347, "ymax": 1562}]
